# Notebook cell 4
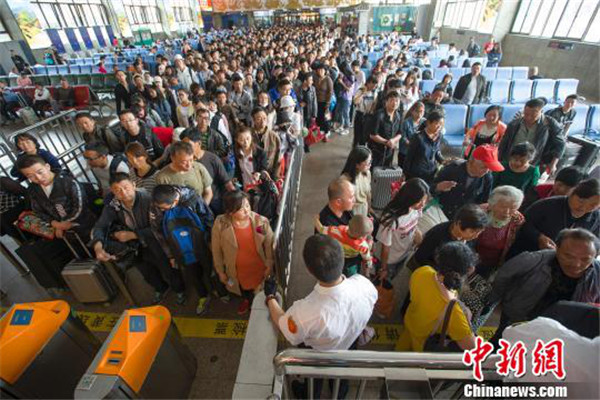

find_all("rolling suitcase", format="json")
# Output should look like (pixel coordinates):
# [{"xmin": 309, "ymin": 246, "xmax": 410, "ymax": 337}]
[
  {"xmin": 61, "ymin": 231, "xmax": 117, "ymax": 303},
  {"xmin": 569, "ymin": 135, "xmax": 600, "ymax": 173},
  {"xmin": 372, "ymin": 149, "xmax": 403, "ymax": 210}
]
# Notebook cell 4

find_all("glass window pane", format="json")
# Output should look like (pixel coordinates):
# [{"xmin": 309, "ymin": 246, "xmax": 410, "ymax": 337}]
[
  {"xmin": 521, "ymin": 0, "xmax": 541, "ymax": 34},
  {"xmin": 512, "ymin": 0, "xmax": 531, "ymax": 32},
  {"xmin": 584, "ymin": 8, "xmax": 600, "ymax": 42},
  {"xmin": 60, "ymin": 4, "xmax": 76, "ymax": 27},
  {"xmin": 444, "ymin": 2, "xmax": 455, "ymax": 25},
  {"xmin": 460, "ymin": 2, "xmax": 475, "ymax": 28},
  {"xmin": 82, "ymin": 5, "xmax": 94, "ymax": 26},
  {"xmin": 555, "ymin": 0, "xmax": 583, "ymax": 37},
  {"xmin": 530, "ymin": 0, "xmax": 554, "ymax": 36},
  {"xmin": 568, "ymin": 0, "xmax": 599, "ymax": 38},
  {"xmin": 542, "ymin": 0, "xmax": 568, "ymax": 37}
]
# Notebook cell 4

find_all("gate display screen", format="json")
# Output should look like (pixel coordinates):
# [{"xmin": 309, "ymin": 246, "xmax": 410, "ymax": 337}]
[
  {"xmin": 10, "ymin": 309, "xmax": 33, "ymax": 326},
  {"xmin": 129, "ymin": 315, "xmax": 146, "ymax": 332}
]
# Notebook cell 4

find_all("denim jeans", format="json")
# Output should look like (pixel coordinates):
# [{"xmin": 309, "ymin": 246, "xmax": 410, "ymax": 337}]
[{"xmin": 335, "ymin": 97, "xmax": 351, "ymax": 128}]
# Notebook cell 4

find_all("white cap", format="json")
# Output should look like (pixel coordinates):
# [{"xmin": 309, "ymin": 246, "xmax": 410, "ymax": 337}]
[
  {"xmin": 280, "ymin": 95, "xmax": 295, "ymax": 108},
  {"xmin": 174, "ymin": 54, "xmax": 183, "ymax": 61}
]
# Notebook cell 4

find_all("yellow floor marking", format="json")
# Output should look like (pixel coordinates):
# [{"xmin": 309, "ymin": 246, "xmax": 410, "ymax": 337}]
[{"xmin": 2, "ymin": 306, "xmax": 496, "ymax": 343}]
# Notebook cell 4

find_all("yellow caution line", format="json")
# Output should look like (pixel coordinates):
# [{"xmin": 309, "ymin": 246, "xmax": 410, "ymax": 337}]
[{"xmin": 1, "ymin": 308, "xmax": 495, "ymax": 343}]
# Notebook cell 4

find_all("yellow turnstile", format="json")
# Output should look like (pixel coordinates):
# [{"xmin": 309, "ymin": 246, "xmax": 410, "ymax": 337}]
[
  {"xmin": 74, "ymin": 305, "xmax": 197, "ymax": 399},
  {"xmin": 0, "ymin": 300, "xmax": 101, "ymax": 399}
]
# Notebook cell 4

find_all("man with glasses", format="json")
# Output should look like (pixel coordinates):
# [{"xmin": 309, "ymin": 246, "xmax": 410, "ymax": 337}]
[
  {"xmin": 182, "ymin": 108, "xmax": 230, "ymax": 160},
  {"xmin": 498, "ymin": 98, "xmax": 564, "ymax": 174},
  {"xmin": 83, "ymin": 141, "xmax": 129, "ymax": 194},
  {"xmin": 118, "ymin": 109, "xmax": 164, "ymax": 161}
]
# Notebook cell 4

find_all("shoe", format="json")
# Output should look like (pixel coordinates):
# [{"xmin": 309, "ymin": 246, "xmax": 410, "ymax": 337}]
[
  {"xmin": 237, "ymin": 298, "xmax": 250, "ymax": 315},
  {"xmin": 339, "ymin": 128, "xmax": 349, "ymax": 136},
  {"xmin": 196, "ymin": 297, "xmax": 210, "ymax": 315},
  {"xmin": 176, "ymin": 292, "xmax": 187, "ymax": 305},
  {"xmin": 152, "ymin": 288, "xmax": 169, "ymax": 304},
  {"xmin": 219, "ymin": 293, "xmax": 231, "ymax": 303},
  {"xmin": 358, "ymin": 326, "xmax": 376, "ymax": 346}
]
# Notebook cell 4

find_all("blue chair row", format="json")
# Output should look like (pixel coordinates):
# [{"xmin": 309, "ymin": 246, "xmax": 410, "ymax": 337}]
[
  {"xmin": 427, "ymin": 66, "xmax": 529, "ymax": 81},
  {"xmin": 488, "ymin": 78, "xmax": 579, "ymax": 104},
  {"xmin": 33, "ymin": 63, "xmax": 131, "ymax": 75},
  {"xmin": 442, "ymin": 103, "xmax": 600, "ymax": 147}
]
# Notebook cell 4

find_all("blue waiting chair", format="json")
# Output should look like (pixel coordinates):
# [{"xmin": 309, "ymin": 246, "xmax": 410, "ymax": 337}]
[
  {"xmin": 79, "ymin": 65, "xmax": 93, "ymax": 74},
  {"xmin": 442, "ymin": 104, "xmax": 468, "ymax": 147},
  {"xmin": 420, "ymin": 80, "xmax": 437, "ymax": 96},
  {"xmin": 482, "ymin": 68, "xmax": 497, "ymax": 81},
  {"xmin": 434, "ymin": 67, "xmax": 449, "ymax": 81},
  {"xmin": 33, "ymin": 66, "xmax": 47, "ymax": 75},
  {"xmin": 488, "ymin": 80, "xmax": 511, "ymax": 103},
  {"xmin": 450, "ymin": 67, "xmax": 466, "ymax": 78},
  {"xmin": 496, "ymin": 67, "xmax": 513, "ymax": 80},
  {"xmin": 568, "ymin": 104, "xmax": 591, "ymax": 136},
  {"xmin": 588, "ymin": 104, "xmax": 600, "ymax": 134},
  {"xmin": 511, "ymin": 80, "xmax": 533, "ymax": 103},
  {"xmin": 46, "ymin": 65, "xmax": 59, "ymax": 76},
  {"xmin": 555, "ymin": 79, "xmax": 579, "ymax": 104},
  {"xmin": 468, "ymin": 104, "xmax": 491, "ymax": 128},
  {"xmin": 532, "ymin": 79, "xmax": 557, "ymax": 102},
  {"xmin": 69, "ymin": 65, "xmax": 81, "ymax": 74},
  {"xmin": 512, "ymin": 67, "xmax": 529, "ymax": 80},
  {"xmin": 501, "ymin": 104, "xmax": 523, "ymax": 124}
]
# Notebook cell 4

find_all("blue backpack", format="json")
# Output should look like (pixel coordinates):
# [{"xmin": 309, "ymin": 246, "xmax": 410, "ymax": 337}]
[{"xmin": 162, "ymin": 204, "xmax": 212, "ymax": 266}]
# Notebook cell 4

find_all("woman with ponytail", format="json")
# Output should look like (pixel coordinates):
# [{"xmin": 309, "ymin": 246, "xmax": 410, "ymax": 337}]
[
  {"xmin": 398, "ymin": 241, "xmax": 478, "ymax": 351},
  {"xmin": 377, "ymin": 178, "xmax": 429, "ymax": 279}
]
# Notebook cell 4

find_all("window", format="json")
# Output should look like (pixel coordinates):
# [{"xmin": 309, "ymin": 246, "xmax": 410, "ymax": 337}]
[
  {"xmin": 31, "ymin": 1, "xmax": 111, "ymax": 29},
  {"xmin": 0, "ymin": 17, "xmax": 10, "ymax": 42},
  {"xmin": 433, "ymin": 0, "xmax": 498, "ymax": 33},
  {"xmin": 512, "ymin": 0, "xmax": 600, "ymax": 42}
]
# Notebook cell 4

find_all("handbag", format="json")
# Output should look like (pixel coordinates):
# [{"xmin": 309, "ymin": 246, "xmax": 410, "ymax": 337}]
[
  {"xmin": 303, "ymin": 118, "xmax": 324, "ymax": 147},
  {"xmin": 423, "ymin": 299, "xmax": 462, "ymax": 352},
  {"xmin": 15, "ymin": 211, "xmax": 55, "ymax": 240}
]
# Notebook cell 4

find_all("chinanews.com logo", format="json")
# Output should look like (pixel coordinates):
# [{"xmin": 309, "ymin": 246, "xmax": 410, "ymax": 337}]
[{"xmin": 462, "ymin": 337, "xmax": 568, "ymax": 398}]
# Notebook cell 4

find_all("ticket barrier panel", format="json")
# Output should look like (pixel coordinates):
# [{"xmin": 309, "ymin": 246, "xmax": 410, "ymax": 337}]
[
  {"xmin": 0, "ymin": 300, "xmax": 101, "ymax": 399},
  {"xmin": 75, "ymin": 305, "xmax": 197, "ymax": 399}
]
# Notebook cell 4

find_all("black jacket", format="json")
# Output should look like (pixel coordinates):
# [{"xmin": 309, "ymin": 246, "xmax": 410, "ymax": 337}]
[
  {"xmin": 453, "ymin": 73, "xmax": 487, "ymax": 104},
  {"xmin": 114, "ymin": 83, "xmax": 132, "ymax": 115},
  {"xmin": 297, "ymin": 86, "xmax": 318, "ymax": 125},
  {"xmin": 182, "ymin": 126, "xmax": 229, "ymax": 158},
  {"xmin": 119, "ymin": 123, "xmax": 164, "ymax": 161},
  {"xmin": 83, "ymin": 125, "xmax": 124, "ymax": 154},
  {"xmin": 28, "ymin": 171, "xmax": 95, "ymax": 231},
  {"xmin": 234, "ymin": 147, "xmax": 268, "ymax": 187},
  {"xmin": 498, "ymin": 114, "xmax": 564, "ymax": 166},
  {"xmin": 91, "ymin": 190, "xmax": 157, "ymax": 248},
  {"xmin": 433, "ymin": 160, "xmax": 493, "ymax": 220},
  {"xmin": 512, "ymin": 196, "xmax": 600, "ymax": 254},
  {"xmin": 403, "ymin": 130, "xmax": 444, "ymax": 183}
]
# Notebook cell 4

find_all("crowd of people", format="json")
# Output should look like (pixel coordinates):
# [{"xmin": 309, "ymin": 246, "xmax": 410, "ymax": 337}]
[{"xmin": 1, "ymin": 24, "xmax": 599, "ymax": 392}]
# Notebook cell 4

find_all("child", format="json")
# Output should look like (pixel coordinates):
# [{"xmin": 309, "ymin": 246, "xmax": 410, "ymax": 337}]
[
  {"xmin": 314, "ymin": 214, "xmax": 374, "ymax": 277},
  {"xmin": 494, "ymin": 142, "xmax": 540, "ymax": 192},
  {"xmin": 152, "ymin": 184, "xmax": 221, "ymax": 315}
]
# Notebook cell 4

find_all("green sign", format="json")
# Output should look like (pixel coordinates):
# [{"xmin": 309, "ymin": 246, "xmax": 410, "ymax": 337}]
[
  {"xmin": 133, "ymin": 28, "xmax": 153, "ymax": 46},
  {"xmin": 372, "ymin": 6, "xmax": 416, "ymax": 33}
]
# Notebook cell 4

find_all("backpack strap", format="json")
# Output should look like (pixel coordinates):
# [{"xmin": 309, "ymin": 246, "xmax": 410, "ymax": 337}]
[
  {"xmin": 109, "ymin": 153, "xmax": 127, "ymax": 178},
  {"xmin": 438, "ymin": 299, "xmax": 457, "ymax": 345}
]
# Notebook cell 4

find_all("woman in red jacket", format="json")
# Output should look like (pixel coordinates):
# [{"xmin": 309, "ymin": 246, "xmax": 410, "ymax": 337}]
[{"xmin": 463, "ymin": 105, "xmax": 507, "ymax": 158}]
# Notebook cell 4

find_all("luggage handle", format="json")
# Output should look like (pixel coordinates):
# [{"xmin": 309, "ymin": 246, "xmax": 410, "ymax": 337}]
[
  {"xmin": 63, "ymin": 231, "xmax": 93, "ymax": 260},
  {"xmin": 379, "ymin": 146, "xmax": 399, "ymax": 170}
]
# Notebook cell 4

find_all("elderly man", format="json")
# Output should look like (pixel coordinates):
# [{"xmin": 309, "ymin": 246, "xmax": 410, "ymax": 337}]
[
  {"xmin": 511, "ymin": 178, "xmax": 600, "ymax": 255},
  {"xmin": 452, "ymin": 63, "xmax": 487, "ymax": 105},
  {"xmin": 265, "ymin": 234, "xmax": 377, "ymax": 398},
  {"xmin": 319, "ymin": 177, "xmax": 355, "ymax": 227},
  {"xmin": 498, "ymin": 98, "xmax": 564, "ymax": 173},
  {"xmin": 490, "ymin": 228, "xmax": 600, "ymax": 340},
  {"xmin": 155, "ymin": 141, "xmax": 213, "ymax": 206},
  {"xmin": 434, "ymin": 144, "xmax": 503, "ymax": 220}
]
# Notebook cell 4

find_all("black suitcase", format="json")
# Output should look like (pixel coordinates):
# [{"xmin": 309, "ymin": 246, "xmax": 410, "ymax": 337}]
[
  {"xmin": 15, "ymin": 240, "xmax": 73, "ymax": 289},
  {"xmin": 559, "ymin": 136, "xmax": 600, "ymax": 173}
]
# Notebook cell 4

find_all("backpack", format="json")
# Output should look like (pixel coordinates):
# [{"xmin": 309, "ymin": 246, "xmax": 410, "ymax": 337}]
[
  {"xmin": 247, "ymin": 179, "xmax": 279, "ymax": 224},
  {"xmin": 109, "ymin": 153, "xmax": 128, "ymax": 179},
  {"xmin": 162, "ymin": 202, "xmax": 213, "ymax": 266}
]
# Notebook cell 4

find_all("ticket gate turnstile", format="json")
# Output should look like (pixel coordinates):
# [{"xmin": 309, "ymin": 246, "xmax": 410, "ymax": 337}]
[
  {"xmin": 74, "ymin": 305, "xmax": 197, "ymax": 399},
  {"xmin": 0, "ymin": 300, "xmax": 101, "ymax": 399}
]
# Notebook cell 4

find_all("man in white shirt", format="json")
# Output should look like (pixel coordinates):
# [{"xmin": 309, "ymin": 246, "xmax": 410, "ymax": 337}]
[
  {"xmin": 83, "ymin": 141, "xmax": 129, "ymax": 194},
  {"xmin": 265, "ymin": 234, "xmax": 378, "ymax": 398}
]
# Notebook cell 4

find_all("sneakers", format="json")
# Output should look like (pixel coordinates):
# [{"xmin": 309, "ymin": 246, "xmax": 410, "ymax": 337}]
[
  {"xmin": 152, "ymin": 288, "xmax": 169, "ymax": 304},
  {"xmin": 176, "ymin": 292, "xmax": 187, "ymax": 305},
  {"xmin": 237, "ymin": 298, "xmax": 251, "ymax": 315},
  {"xmin": 338, "ymin": 128, "xmax": 349, "ymax": 136},
  {"xmin": 196, "ymin": 297, "xmax": 210, "ymax": 315}
]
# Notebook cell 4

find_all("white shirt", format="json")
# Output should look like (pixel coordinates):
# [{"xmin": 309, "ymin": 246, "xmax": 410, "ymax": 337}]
[
  {"xmin": 376, "ymin": 209, "xmax": 422, "ymax": 264},
  {"xmin": 462, "ymin": 75, "xmax": 479, "ymax": 104},
  {"xmin": 92, "ymin": 155, "xmax": 129, "ymax": 190},
  {"xmin": 279, "ymin": 274, "xmax": 377, "ymax": 351}
]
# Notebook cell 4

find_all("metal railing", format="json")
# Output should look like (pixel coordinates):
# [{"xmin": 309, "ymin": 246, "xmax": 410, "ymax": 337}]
[
  {"xmin": 2, "ymin": 109, "xmax": 98, "ymax": 187},
  {"xmin": 272, "ymin": 349, "xmax": 502, "ymax": 400},
  {"xmin": 272, "ymin": 146, "xmax": 304, "ymax": 299}
]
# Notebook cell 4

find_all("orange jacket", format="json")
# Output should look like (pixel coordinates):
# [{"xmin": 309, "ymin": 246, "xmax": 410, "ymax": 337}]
[{"xmin": 464, "ymin": 119, "xmax": 507, "ymax": 157}]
